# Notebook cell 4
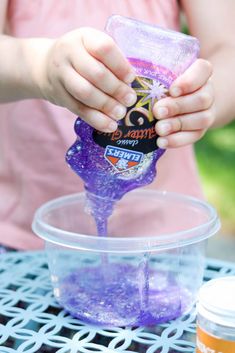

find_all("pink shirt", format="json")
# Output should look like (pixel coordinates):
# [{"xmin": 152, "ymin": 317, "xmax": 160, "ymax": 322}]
[{"xmin": 0, "ymin": 0, "xmax": 203, "ymax": 250}]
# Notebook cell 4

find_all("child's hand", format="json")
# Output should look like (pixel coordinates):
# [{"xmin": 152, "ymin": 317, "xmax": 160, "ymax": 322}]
[
  {"xmin": 38, "ymin": 28, "xmax": 137, "ymax": 132},
  {"xmin": 154, "ymin": 59, "xmax": 214, "ymax": 148}
]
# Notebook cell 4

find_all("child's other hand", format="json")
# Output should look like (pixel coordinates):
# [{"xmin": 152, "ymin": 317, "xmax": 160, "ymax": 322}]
[
  {"xmin": 154, "ymin": 59, "xmax": 214, "ymax": 148},
  {"xmin": 38, "ymin": 28, "xmax": 136, "ymax": 132}
]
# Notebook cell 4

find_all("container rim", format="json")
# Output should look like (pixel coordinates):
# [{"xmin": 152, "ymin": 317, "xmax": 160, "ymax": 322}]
[{"xmin": 32, "ymin": 190, "xmax": 220, "ymax": 253}]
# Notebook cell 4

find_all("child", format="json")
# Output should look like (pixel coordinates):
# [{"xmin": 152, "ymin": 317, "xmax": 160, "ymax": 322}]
[{"xmin": 0, "ymin": 0, "xmax": 235, "ymax": 250}]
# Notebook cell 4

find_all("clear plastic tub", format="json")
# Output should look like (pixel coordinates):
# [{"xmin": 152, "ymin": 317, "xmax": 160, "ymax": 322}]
[{"xmin": 32, "ymin": 190, "xmax": 220, "ymax": 327}]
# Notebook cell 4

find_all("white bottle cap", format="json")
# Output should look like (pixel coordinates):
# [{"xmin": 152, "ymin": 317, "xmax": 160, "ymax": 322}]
[{"xmin": 197, "ymin": 276, "xmax": 235, "ymax": 327}]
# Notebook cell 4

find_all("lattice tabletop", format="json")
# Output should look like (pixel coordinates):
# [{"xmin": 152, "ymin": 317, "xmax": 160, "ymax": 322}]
[{"xmin": 0, "ymin": 252, "xmax": 235, "ymax": 353}]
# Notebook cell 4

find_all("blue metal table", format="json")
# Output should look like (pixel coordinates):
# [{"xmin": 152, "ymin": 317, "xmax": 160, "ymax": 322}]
[{"xmin": 0, "ymin": 251, "xmax": 235, "ymax": 353}]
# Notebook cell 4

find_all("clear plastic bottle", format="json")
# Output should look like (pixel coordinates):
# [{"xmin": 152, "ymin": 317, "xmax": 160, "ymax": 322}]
[
  {"xmin": 197, "ymin": 276, "xmax": 235, "ymax": 353},
  {"xmin": 66, "ymin": 15, "xmax": 200, "ymax": 231}
]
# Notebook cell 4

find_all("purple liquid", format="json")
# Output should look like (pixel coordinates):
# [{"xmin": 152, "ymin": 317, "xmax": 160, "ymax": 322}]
[{"xmin": 58, "ymin": 263, "xmax": 191, "ymax": 326}]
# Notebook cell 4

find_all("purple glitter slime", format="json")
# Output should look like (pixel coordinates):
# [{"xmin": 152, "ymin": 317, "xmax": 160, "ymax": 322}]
[{"xmin": 58, "ymin": 263, "xmax": 192, "ymax": 326}]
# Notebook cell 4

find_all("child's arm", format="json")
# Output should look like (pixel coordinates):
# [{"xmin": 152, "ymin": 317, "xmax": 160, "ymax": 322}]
[
  {"xmin": 0, "ymin": 3, "xmax": 136, "ymax": 133},
  {"xmin": 0, "ymin": 35, "xmax": 52, "ymax": 102},
  {"xmin": 155, "ymin": 0, "xmax": 235, "ymax": 148}
]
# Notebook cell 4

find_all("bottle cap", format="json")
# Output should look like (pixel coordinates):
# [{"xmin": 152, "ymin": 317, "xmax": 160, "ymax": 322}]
[{"xmin": 198, "ymin": 276, "xmax": 235, "ymax": 327}]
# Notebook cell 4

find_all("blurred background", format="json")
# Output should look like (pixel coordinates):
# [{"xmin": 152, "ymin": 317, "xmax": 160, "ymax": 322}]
[
  {"xmin": 195, "ymin": 120, "xmax": 235, "ymax": 261},
  {"xmin": 181, "ymin": 17, "xmax": 235, "ymax": 262}
]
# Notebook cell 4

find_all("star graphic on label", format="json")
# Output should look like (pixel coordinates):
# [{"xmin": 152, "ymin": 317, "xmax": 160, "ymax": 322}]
[{"xmin": 133, "ymin": 77, "xmax": 168, "ymax": 120}]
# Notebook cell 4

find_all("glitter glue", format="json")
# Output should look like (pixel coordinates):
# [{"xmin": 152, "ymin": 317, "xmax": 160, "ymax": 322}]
[
  {"xmin": 66, "ymin": 15, "xmax": 200, "ymax": 232},
  {"xmin": 196, "ymin": 277, "xmax": 235, "ymax": 353}
]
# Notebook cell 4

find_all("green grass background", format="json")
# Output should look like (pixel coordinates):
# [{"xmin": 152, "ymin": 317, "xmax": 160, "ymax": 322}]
[{"xmin": 195, "ymin": 120, "xmax": 235, "ymax": 233}]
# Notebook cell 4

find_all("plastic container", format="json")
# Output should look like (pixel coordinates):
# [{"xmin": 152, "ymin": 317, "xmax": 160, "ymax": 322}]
[
  {"xmin": 32, "ymin": 190, "xmax": 220, "ymax": 327},
  {"xmin": 197, "ymin": 277, "xmax": 235, "ymax": 352}
]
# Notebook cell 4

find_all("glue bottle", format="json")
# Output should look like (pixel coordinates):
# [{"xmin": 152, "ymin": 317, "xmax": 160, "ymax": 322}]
[{"xmin": 66, "ymin": 15, "xmax": 200, "ymax": 221}]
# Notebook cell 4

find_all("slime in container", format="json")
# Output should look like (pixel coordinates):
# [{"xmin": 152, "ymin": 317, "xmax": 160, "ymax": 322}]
[{"xmin": 64, "ymin": 15, "xmax": 200, "ymax": 326}]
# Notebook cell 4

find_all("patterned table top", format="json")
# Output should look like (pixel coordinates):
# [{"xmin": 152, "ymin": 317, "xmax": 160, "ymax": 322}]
[{"xmin": 0, "ymin": 251, "xmax": 235, "ymax": 353}]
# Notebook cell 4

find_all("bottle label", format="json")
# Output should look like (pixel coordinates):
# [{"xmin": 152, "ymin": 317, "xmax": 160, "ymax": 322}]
[
  {"xmin": 93, "ymin": 58, "xmax": 176, "ymax": 158},
  {"xmin": 196, "ymin": 325, "xmax": 235, "ymax": 353}
]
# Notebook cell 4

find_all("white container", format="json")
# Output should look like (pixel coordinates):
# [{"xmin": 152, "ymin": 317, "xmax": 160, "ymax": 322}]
[{"xmin": 197, "ymin": 276, "xmax": 235, "ymax": 352}]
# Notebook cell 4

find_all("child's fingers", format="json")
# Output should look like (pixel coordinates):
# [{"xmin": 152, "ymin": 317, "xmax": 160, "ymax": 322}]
[
  {"xmin": 70, "ymin": 49, "xmax": 136, "ymax": 107},
  {"xmin": 81, "ymin": 29, "xmax": 136, "ymax": 83},
  {"xmin": 157, "ymin": 130, "xmax": 205, "ymax": 149},
  {"xmin": 169, "ymin": 59, "xmax": 213, "ymax": 97},
  {"xmin": 155, "ymin": 109, "xmax": 215, "ymax": 137},
  {"xmin": 153, "ymin": 81, "xmax": 214, "ymax": 119},
  {"xmin": 62, "ymin": 68, "xmax": 128, "ymax": 121},
  {"xmin": 56, "ymin": 81, "xmax": 118, "ymax": 132}
]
